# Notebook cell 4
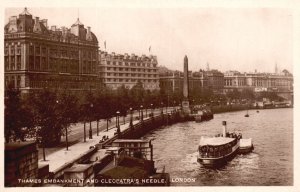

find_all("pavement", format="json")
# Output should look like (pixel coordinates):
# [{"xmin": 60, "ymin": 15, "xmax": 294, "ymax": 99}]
[
  {"xmin": 38, "ymin": 118, "xmax": 143, "ymax": 172},
  {"xmin": 37, "ymin": 109, "xmax": 165, "ymax": 159}
]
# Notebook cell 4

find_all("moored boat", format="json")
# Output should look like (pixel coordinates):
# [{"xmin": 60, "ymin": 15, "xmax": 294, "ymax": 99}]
[
  {"xmin": 194, "ymin": 109, "xmax": 214, "ymax": 122},
  {"xmin": 197, "ymin": 121, "xmax": 241, "ymax": 168}
]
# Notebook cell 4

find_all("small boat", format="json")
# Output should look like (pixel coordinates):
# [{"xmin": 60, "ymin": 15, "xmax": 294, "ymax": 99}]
[
  {"xmin": 197, "ymin": 121, "xmax": 241, "ymax": 168},
  {"xmin": 194, "ymin": 109, "xmax": 214, "ymax": 122},
  {"xmin": 244, "ymin": 109, "xmax": 249, "ymax": 117},
  {"xmin": 238, "ymin": 138, "xmax": 254, "ymax": 154}
]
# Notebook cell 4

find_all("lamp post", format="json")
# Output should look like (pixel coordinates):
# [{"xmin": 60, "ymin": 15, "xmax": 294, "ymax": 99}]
[
  {"xmin": 161, "ymin": 102, "xmax": 164, "ymax": 115},
  {"xmin": 129, "ymin": 107, "xmax": 133, "ymax": 128},
  {"xmin": 145, "ymin": 105, "xmax": 148, "ymax": 117},
  {"xmin": 140, "ymin": 105, "xmax": 143, "ymax": 121},
  {"xmin": 173, "ymin": 100, "xmax": 176, "ymax": 112},
  {"xmin": 116, "ymin": 111, "xmax": 120, "ymax": 133},
  {"xmin": 167, "ymin": 94, "xmax": 169, "ymax": 114},
  {"xmin": 151, "ymin": 103, "xmax": 153, "ymax": 117},
  {"xmin": 89, "ymin": 103, "xmax": 93, "ymax": 139}
]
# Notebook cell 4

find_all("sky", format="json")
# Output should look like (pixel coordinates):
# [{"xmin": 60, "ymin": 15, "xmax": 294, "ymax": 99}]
[{"xmin": 5, "ymin": 7, "xmax": 293, "ymax": 73}]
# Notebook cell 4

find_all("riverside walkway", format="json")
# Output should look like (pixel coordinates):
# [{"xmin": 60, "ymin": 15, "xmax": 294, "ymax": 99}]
[{"xmin": 39, "ymin": 118, "xmax": 145, "ymax": 172}]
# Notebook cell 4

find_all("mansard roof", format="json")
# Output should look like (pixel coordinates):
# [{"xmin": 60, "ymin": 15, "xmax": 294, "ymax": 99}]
[{"xmin": 5, "ymin": 8, "xmax": 98, "ymax": 44}]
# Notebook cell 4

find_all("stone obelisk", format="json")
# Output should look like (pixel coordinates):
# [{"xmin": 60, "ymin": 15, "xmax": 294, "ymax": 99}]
[{"xmin": 182, "ymin": 55, "xmax": 191, "ymax": 114}]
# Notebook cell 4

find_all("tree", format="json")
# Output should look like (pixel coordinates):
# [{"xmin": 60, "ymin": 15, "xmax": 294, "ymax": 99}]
[
  {"xmin": 241, "ymin": 89, "xmax": 255, "ymax": 100},
  {"xmin": 116, "ymin": 85, "xmax": 130, "ymax": 123},
  {"xmin": 130, "ymin": 81, "xmax": 145, "ymax": 107},
  {"xmin": 56, "ymin": 92, "xmax": 79, "ymax": 150},
  {"xmin": 4, "ymin": 85, "xmax": 29, "ymax": 142},
  {"xmin": 30, "ymin": 89, "xmax": 62, "ymax": 147},
  {"xmin": 226, "ymin": 89, "xmax": 241, "ymax": 100}
]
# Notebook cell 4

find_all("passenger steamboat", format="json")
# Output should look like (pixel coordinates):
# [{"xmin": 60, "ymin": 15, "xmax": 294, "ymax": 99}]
[{"xmin": 197, "ymin": 121, "xmax": 242, "ymax": 168}]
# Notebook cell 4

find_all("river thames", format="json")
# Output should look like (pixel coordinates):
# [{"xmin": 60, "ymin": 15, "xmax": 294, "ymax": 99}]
[{"xmin": 144, "ymin": 108, "xmax": 293, "ymax": 186}]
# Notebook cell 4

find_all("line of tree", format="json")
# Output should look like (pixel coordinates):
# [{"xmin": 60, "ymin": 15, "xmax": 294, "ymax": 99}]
[{"xmin": 4, "ymin": 81, "xmax": 283, "ymax": 147}]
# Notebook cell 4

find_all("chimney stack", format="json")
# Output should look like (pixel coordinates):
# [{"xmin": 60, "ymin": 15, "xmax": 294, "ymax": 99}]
[
  {"xmin": 87, "ymin": 26, "xmax": 91, "ymax": 34},
  {"xmin": 51, "ymin": 25, "xmax": 56, "ymax": 31},
  {"xmin": 42, "ymin": 19, "xmax": 48, "ymax": 28},
  {"xmin": 35, "ymin": 17, "xmax": 39, "ymax": 24},
  {"xmin": 222, "ymin": 121, "xmax": 227, "ymax": 137},
  {"xmin": 61, "ymin": 26, "xmax": 66, "ymax": 34}
]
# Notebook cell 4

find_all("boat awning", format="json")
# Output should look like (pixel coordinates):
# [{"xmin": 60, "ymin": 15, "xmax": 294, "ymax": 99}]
[{"xmin": 199, "ymin": 136, "xmax": 235, "ymax": 146}]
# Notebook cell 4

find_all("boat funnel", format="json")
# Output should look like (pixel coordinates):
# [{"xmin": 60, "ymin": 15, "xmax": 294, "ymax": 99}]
[{"xmin": 222, "ymin": 121, "xmax": 227, "ymax": 137}]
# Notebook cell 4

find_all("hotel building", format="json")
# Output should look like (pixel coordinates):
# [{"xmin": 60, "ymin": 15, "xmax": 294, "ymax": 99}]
[
  {"xmin": 4, "ymin": 8, "xmax": 100, "ymax": 94},
  {"xmin": 98, "ymin": 51, "xmax": 159, "ymax": 90}
]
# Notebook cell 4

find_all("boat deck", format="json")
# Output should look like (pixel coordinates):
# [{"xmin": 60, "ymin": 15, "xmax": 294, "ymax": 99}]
[{"xmin": 199, "ymin": 136, "xmax": 235, "ymax": 146}]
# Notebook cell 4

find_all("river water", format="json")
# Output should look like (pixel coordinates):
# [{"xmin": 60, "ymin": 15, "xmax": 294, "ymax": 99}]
[{"xmin": 143, "ymin": 108, "xmax": 293, "ymax": 186}]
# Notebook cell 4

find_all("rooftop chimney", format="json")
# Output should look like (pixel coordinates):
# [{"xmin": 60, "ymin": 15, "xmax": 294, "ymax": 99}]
[
  {"xmin": 61, "ymin": 26, "xmax": 66, "ymax": 34},
  {"xmin": 41, "ymin": 19, "xmax": 48, "ymax": 28},
  {"xmin": 51, "ymin": 25, "xmax": 56, "ymax": 31},
  {"xmin": 35, "ymin": 17, "xmax": 39, "ymax": 24}
]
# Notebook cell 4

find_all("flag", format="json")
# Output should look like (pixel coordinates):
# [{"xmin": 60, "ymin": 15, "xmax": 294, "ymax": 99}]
[
  {"xmin": 104, "ymin": 41, "xmax": 106, "ymax": 50},
  {"xmin": 149, "ymin": 46, "xmax": 151, "ymax": 53}
]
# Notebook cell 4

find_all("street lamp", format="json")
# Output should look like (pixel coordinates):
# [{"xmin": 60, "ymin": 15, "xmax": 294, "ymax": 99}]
[
  {"xmin": 140, "ymin": 105, "xmax": 143, "ymax": 121},
  {"xmin": 83, "ymin": 104, "xmax": 86, "ymax": 142},
  {"xmin": 116, "ymin": 111, "xmax": 121, "ymax": 134},
  {"xmin": 89, "ymin": 103, "xmax": 93, "ymax": 139},
  {"xmin": 173, "ymin": 100, "xmax": 176, "ymax": 112},
  {"xmin": 116, "ymin": 111, "xmax": 120, "ymax": 127},
  {"xmin": 151, "ymin": 103, "xmax": 153, "ymax": 117},
  {"xmin": 145, "ymin": 105, "xmax": 148, "ymax": 117},
  {"xmin": 129, "ymin": 107, "xmax": 133, "ymax": 128}
]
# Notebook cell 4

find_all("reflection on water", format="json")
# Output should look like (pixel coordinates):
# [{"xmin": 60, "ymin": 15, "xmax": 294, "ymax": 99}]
[{"xmin": 144, "ymin": 108, "xmax": 293, "ymax": 186}]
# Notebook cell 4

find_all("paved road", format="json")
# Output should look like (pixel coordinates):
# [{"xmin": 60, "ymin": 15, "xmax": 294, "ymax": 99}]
[{"xmin": 38, "ymin": 107, "xmax": 177, "ymax": 159}]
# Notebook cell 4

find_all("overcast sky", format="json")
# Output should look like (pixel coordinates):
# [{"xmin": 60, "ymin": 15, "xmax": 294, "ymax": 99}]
[{"xmin": 5, "ymin": 7, "xmax": 293, "ymax": 73}]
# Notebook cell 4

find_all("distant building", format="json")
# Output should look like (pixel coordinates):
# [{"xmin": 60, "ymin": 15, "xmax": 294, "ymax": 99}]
[
  {"xmin": 159, "ymin": 69, "xmax": 208, "ymax": 94},
  {"xmin": 98, "ymin": 51, "xmax": 159, "ymax": 90},
  {"xmin": 224, "ymin": 70, "xmax": 293, "ymax": 93},
  {"xmin": 206, "ymin": 69, "xmax": 224, "ymax": 93},
  {"xmin": 4, "ymin": 8, "xmax": 101, "ymax": 93}
]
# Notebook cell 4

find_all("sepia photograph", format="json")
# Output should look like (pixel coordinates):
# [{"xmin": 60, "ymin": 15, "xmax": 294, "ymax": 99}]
[{"xmin": 1, "ymin": 0, "xmax": 299, "ymax": 191}]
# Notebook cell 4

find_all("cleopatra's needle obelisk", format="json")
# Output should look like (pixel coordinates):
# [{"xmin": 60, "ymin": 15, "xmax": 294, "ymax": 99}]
[{"xmin": 182, "ymin": 55, "xmax": 191, "ymax": 114}]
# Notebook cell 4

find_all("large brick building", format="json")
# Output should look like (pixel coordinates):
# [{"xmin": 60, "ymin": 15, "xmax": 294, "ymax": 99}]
[
  {"xmin": 98, "ymin": 51, "xmax": 159, "ymax": 90},
  {"xmin": 4, "ymin": 8, "xmax": 101, "ymax": 94}
]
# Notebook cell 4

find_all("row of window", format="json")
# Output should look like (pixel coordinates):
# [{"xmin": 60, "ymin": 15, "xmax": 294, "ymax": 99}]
[
  {"xmin": 105, "ymin": 67, "xmax": 157, "ymax": 73},
  {"xmin": 5, "ymin": 75, "xmax": 22, "ymax": 88},
  {"xmin": 4, "ymin": 56, "xmax": 21, "ymax": 71},
  {"xmin": 104, "ymin": 61, "xmax": 156, "ymax": 68},
  {"xmin": 5, "ymin": 75, "xmax": 100, "ymax": 89},
  {"xmin": 106, "ymin": 73, "xmax": 158, "ymax": 78},
  {"xmin": 4, "ymin": 48, "xmax": 21, "ymax": 55},
  {"xmin": 104, "ymin": 79, "xmax": 158, "ymax": 83},
  {"xmin": 224, "ymin": 79, "xmax": 291, "ymax": 87},
  {"xmin": 225, "ymin": 80, "xmax": 246, "ymax": 86},
  {"xmin": 5, "ymin": 45, "xmax": 97, "ymax": 60}
]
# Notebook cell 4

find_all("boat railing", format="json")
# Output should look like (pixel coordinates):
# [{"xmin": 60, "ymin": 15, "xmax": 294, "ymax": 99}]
[{"xmin": 199, "ymin": 138, "xmax": 238, "ymax": 158}]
